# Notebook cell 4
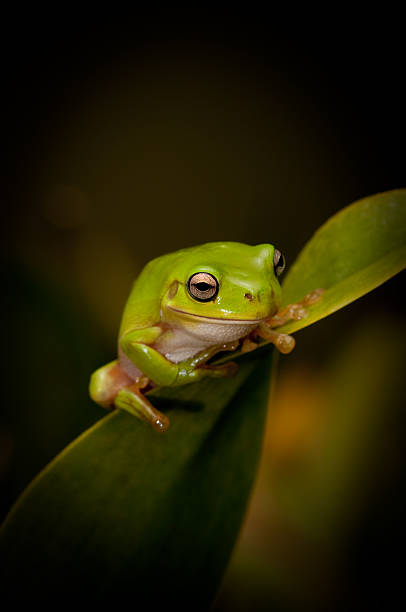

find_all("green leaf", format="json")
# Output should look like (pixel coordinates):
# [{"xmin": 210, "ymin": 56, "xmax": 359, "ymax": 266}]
[
  {"xmin": 1, "ymin": 262, "xmax": 108, "ymax": 522},
  {"xmin": 0, "ymin": 348, "xmax": 274, "ymax": 608},
  {"xmin": 2, "ymin": 189, "xmax": 404, "ymax": 608},
  {"xmin": 278, "ymin": 189, "xmax": 406, "ymax": 334}
]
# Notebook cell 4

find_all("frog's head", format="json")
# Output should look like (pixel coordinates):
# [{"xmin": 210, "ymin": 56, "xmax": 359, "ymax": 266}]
[{"xmin": 161, "ymin": 242, "xmax": 285, "ymax": 324}]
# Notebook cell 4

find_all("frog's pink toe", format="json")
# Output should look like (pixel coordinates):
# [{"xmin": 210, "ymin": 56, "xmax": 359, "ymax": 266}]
[{"xmin": 152, "ymin": 414, "xmax": 170, "ymax": 433}]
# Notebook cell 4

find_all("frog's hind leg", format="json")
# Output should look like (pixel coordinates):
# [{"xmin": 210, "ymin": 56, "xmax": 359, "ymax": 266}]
[
  {"xmin": 115, "ymin": 383, "xmax": 170, "ymax": 433},
  {"xmin": 89, "ymin": 360, "xmax": 134, "ymax": 408},
  {"xmin": 90, "ymin": 360, "xmax": 169, "ymax": 432}
]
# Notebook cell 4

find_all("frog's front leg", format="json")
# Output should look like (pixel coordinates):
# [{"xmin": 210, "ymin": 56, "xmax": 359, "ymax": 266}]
[
  {"xmin": 241, "ymin": 289, "xmax": 324, "ymax": 355},
  {"xmin": 266, "ymin": 289, "xmax": 324, "ymax": 328},
  {"xmin": 175, "ymin": 340, "xmax": 240, "ymax": 384},
  {"xmin": 119, "ymin": 330, "xmax": 239, "ymax": 430},
  {"xmin": 241, "ymin": 323, "xmax": 296, "ymax": 354},
  {"xmin": 122, "ymin": 330, "xmax": 239, "ymax": 385}
]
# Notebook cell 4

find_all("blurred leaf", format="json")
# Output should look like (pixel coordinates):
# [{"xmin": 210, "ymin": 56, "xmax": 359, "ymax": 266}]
[
  {"xmin": 278, "ymin": 189, "xmax": 406, "ymax": 334},
  {"xmin": 1, "ymin": 261, "xmax": 108, "ymax": 521},
  {"xmin": 0, "ymin": 348, "xmax": 274, "ymax": 608},
  {"xmin": 215, "ymin": 314, "xmax": 406, "ymax": 612}
]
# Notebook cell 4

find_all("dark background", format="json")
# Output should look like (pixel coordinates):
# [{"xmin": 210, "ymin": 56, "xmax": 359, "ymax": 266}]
[{"xmin": 1, "ymin": 18, "xmax": 405, "ymax": 611}]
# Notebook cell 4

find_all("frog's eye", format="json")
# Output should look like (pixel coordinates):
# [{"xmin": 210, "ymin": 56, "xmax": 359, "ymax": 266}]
[
  {"xmin": 273, "ymin": 249, "xmax": 285, "ymax": 276},
  {"xmin": 187, "ymin": 272, "xmax": 219, "ymax": 302}
]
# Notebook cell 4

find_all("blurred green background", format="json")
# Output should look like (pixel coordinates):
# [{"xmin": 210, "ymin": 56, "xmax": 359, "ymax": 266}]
[{"xmin": 1, "ymin": 23, "xmax": 405, "ymax": 610}]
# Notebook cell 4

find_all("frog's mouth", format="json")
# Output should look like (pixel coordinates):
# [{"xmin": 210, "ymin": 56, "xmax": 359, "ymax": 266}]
[{"xmin": 166, "ymin": 306, "xmax": 266, "ymax": 325}]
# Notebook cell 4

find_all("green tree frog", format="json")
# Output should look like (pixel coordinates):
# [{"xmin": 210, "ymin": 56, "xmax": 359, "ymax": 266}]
[{"xmin": 89, "ymin": 242, "xmax": 322, "ymax": 432}]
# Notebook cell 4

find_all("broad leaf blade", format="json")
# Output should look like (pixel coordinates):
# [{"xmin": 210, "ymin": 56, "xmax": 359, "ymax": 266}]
[
  {"xmin": 1, "ymin": 262, "xmax": 108, "ymax": 522},
  {"xmin": 0, "ymin": 348, "xmax": 274, "ymax": 608},
  {"xmin": 279, "ymin": 189, "xmax": 406, "ymax": 334}
]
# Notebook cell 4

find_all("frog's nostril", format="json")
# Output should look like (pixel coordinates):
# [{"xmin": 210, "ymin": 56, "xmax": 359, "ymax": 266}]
[{"xmin": 244, "ymin": 292, "xmax": 254, "ymax": 301}]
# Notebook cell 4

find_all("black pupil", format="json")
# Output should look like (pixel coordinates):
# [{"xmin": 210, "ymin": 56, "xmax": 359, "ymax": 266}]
[
  {"xmin": 195, "ymin": 282, "xmax": 212, "ymax": 291},
  {"xmin": 277, "ymin": 255, "xmax": 284, "ymax": 267}
]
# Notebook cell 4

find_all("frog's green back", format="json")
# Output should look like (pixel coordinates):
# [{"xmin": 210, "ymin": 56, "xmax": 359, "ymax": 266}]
[{"xmin": 119, "ymin": 249, "xmax": 186, "ymax": 337}]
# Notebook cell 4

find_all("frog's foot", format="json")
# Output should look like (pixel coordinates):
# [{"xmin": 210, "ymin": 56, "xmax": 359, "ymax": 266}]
[
  {"xmin": 115, "ymin": 382, "xmax": 170, "ymax": 433},
  {"xmin": 256, "ymin": 323, "xmax": 295, "ymax": 354},
  {"xmin": 220, "ymin": 339, "xmax": 241, "ymax": 353},
  {"xmin": 201, "ymin": 361, "xmax": 239, "ymax": 378},
  {"xmin": 241, "ymin": 335, "xmax": 260, "ymax": 353},
  {"xmin": 189, "ymin": 341, "xmax": 240, "ymax": 380},
  {"xmin": 267, "ymin": 288, "xmax": 324, "ymax": 328},
  {"xmin": 186, "ymin": 339, "xmax": 240, "ymax": 369}
]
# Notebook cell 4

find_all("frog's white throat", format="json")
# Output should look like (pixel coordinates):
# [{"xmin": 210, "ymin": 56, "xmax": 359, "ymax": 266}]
[{"xmin": 155, "ymin": 309, "xmax": 261, "ymax": 364}]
